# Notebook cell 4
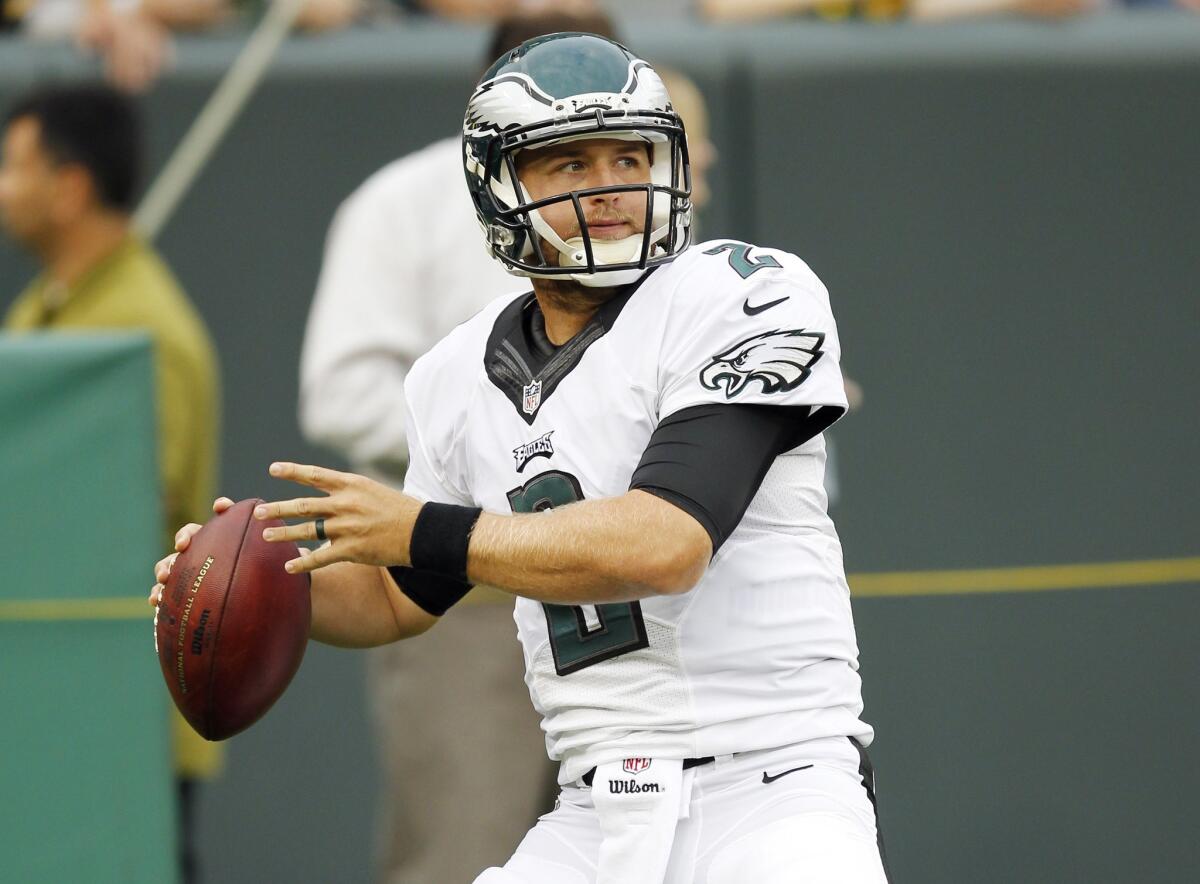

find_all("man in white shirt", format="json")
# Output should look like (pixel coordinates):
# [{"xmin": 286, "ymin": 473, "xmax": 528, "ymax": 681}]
[{"xmin": 298, "ymin": 11, "xmax": 619, "ymax": 884}]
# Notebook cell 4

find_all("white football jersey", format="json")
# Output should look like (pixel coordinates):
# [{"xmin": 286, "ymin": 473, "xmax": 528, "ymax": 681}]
[{"xmin": 402, "ymin": 241, "xmax": 873, "ymax": 784}]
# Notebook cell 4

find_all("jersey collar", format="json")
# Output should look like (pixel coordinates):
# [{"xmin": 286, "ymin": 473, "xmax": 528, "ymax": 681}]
[{"xmin": 484, "ymin": 269, "xmax": 655, "ymax": 424}]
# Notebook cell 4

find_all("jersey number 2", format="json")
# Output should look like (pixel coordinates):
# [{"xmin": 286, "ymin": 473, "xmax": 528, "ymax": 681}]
[
  {"xmin": 507, "ymin": 471, "xmax": 650, "ymax": 676},
  {"xmin": 703, "ymin": 242, "xmax": 782, "ymax": 279}
]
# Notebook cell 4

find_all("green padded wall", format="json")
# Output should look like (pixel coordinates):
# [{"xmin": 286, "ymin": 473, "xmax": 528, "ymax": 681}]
[
  {"xmin": 743, "ymin": 21, "xmax": 1200, "ymax": 571},
  {"xmin": 856, "ymin": 584, "xmax": 1200, "ymax": 883},
  {"xmin": 0, "ymin": 335, "xmax": 176, "ymax": 883}
]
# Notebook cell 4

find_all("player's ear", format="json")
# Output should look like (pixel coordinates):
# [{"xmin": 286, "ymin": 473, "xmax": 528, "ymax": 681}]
[{"xmin": 52, "ymin": 163, "xmax": 95, "ymax": 220}]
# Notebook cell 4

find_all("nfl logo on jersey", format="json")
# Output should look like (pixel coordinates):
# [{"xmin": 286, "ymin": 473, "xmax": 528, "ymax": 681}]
[
  {"xmin": 522, "ymin": 379, "xmax": 542, "ymax": 415},
  {"xmin": 623, "ymin": 758, "xmax": 651, "ymax": 775}
]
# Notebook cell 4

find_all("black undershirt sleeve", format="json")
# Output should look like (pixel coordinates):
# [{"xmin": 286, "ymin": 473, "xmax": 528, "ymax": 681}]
[
  {"xmin": 629, "ymin": 403, "xmax": 844, "ymax": 554},
  {"xmin": 386, "ymin": 565, "xmax": 473, "ymax": 617}
]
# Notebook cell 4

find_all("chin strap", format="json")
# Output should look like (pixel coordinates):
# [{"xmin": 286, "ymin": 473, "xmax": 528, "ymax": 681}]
[
  {"xmin": 557, "ymin": 234, "xmax": 647, "ymax": 269},
  {"xmin": 556, "ymin": 234, "xmax": 665, "ymax": 287},
  {"xmin": 525, "ymin": 192, "xmax": 671, "ymax": 287},
  {"xmin": 569, "ymin": 265, "xmax": 653, "ymax": 288}
]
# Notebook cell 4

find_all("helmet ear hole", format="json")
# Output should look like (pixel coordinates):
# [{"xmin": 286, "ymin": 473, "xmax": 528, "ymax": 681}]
[{"xmin": 489, "ymin": 225, "xmax": 516, "ymax": 248}]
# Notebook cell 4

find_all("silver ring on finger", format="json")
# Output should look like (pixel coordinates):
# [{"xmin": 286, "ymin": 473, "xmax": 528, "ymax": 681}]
[{"xmin": 314, "ymin": 517, "xmax": 327, "ymax": 542}]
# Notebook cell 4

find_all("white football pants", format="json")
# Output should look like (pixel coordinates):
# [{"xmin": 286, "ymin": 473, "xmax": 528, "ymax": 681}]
[{"xmin": 474, "ymin": 737, "xmax": 890, "ymax": 884}]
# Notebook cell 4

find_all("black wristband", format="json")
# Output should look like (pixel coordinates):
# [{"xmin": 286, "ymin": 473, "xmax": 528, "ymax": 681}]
[
  {"xmin": 409, "ymin": 502, "xmax": 483, "ymax": 582},
  {"xmin": 386, "ymin": 566, "xmax": 473, "ymax": 617}
]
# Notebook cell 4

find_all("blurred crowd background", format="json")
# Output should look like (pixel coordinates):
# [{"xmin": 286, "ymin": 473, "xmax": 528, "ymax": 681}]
[
  {"xmin": 1, "ymin": 3, "xmax": 1197, "ymax": 884},
  {"xmin": 4, "ymin": 0, "xmax": 1199, "ymax": 93}
]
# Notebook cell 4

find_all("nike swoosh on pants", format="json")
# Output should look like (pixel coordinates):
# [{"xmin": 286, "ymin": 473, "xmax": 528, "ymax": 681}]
[{"xmin": 761, "ymin": 764, "xmax": 814, "ymax": 784}]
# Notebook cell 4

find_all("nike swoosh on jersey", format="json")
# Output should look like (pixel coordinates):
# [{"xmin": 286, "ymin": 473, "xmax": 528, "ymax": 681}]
[
  {"xmin": 761, "ymin": 764, "xmax": 814, "ymax": 784},
  {"xmin": 742, "ymin": 296, "xmax": 789, "ymax": 316}
]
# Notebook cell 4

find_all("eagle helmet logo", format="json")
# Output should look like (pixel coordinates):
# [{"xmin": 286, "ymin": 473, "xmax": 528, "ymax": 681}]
[{"xmin": 699, "ymin": 329, "xmax": 826, "ymax": 399}]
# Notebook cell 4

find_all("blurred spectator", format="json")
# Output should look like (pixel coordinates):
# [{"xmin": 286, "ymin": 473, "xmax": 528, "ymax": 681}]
[
  {"xmin": 698, "ymin": 0, "xmax": 903, "ymax": 19},
  {"xmin": 34, "ymin": 0, "xmax": 176, "ymax": 93},
  {"xmin": 299, "ymin": 10, "xmax": 639, "ymax": 883},
  {"xmin": 16, "ymin": 0, "xmax": 361, "ymax": 93},
  {"xmin": 0, "ymin": 83, "xmax": 220, "ymax": 884},
  {"xmin": 290, "ymin": 0, "xmax": 360, "ymax": 30},
  {"xmin": 700, "ymin": 0, "xmax": 1200, "ymax": 18},
  {"xmin": 396, "ymin": 0, "xmax": 596, "ymax": 20},
  {"xmin": 2, "ymin": 0, "xmax": 20, "ymax": 30},
  {"xmin": 910, "ymin": 0, "xmax": 1099, "ymax": 19},
  {"xmin": 594, "ymin": 0, "xmax": 694, "ymax": 15},
  {"xmin": 697, "ymin": 0, "xmax": 1114, "ymax": 20}
]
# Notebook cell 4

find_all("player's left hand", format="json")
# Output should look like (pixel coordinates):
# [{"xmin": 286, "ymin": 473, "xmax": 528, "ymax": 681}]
[{"xmin": 254, "ymin": 462, "xmax": 422, "ymax": 574}]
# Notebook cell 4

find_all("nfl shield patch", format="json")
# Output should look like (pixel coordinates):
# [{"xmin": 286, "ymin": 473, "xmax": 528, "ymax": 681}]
[
  {"xmin": 522, "ymin": 379, "xmax": 542, "ymax": 415},
  {"xmin": 623, "ymin": 758, "xmax": 651, "ymax": 775}
]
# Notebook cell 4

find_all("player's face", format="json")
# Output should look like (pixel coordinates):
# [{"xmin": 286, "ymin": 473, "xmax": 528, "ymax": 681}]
[
  {"xmin": 0, "ymin": 117, "xmax": 61, "ymax": 250},
  {"xmin": 516, "ymin": 138, "xmax": 651, "ymax": 245}
]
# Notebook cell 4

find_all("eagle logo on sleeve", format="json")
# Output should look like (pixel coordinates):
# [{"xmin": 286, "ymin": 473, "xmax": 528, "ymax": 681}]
[{"xmin": 699, "ymin": 329, "xmax": 826, "ymax": 399}]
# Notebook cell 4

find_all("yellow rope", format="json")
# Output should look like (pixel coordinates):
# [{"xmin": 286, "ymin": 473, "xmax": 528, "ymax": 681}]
[
  {"xmin": 848, "ymin": 556, "xmax": 1200, "ymax": 597},
  {"xmin": 0, "ymin": 597, "xmax": 150, "ymax": 622},
  {"xmin": 2, "ymin": 556, "xmax": 1197, "ymax": 622}
]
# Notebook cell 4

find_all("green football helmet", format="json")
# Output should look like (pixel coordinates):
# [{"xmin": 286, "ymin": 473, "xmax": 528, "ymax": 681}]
[{"xmin": 463, "ymin": 33, "xmax": 693, "ymax": 287}]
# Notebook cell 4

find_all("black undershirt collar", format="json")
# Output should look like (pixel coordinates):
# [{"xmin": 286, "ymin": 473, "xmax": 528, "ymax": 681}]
[
  {"xmin": 525, "ymin": 300, "xmax": 558, "ymax": 359},
  {"xmin": 484, "ymin": 269, "xmax": 656, "ymax": 424}
]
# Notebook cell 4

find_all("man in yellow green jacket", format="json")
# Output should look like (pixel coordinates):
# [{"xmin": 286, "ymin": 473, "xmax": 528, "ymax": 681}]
[{"xmin": 1, "ymin": 83, "xmax": 220, "ymax": 884}]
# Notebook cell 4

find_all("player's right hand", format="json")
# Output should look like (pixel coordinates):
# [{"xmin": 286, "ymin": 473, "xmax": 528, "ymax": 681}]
[{"xmin": 149, "ymin": 497, "xmax": 235, "ymax": 607}]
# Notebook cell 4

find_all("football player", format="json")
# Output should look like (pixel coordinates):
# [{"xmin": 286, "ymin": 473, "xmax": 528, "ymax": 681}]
[{"xmin": 153, "ymin": 33, "xmax": 889, "ymax": 884}]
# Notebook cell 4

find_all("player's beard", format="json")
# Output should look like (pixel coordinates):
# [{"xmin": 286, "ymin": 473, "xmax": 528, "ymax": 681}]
[
  {"xmin": 531, "ymin": 232, "xmax": 631, "ymax": 314},
  {"xmin": 534, "ymin": 274, "xmax": 625, "ymax": 314}
]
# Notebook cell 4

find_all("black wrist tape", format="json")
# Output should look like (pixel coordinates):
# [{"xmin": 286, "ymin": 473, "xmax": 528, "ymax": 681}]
[
  {"xmin": 386, "ymin": 566, "xmax": 473, "ymax": 618},
  {"xmin": 409, "ymin": 502, "xmax": 482, "ymax": 582}
]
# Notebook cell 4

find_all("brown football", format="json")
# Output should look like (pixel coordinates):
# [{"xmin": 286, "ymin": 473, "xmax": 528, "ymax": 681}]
[{"xmin": 154, "ymin": 498, "xmax": 311, "ymax": 740}]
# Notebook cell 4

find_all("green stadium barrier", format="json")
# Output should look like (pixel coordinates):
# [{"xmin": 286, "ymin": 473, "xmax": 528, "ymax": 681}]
[
  {"xmin": 743, "ymin": 20, "xmax": 1200, "ymax": 574},
  {"xmin": 853, "ymin": 572, "xmax": 1200, "ymax": 883},
  {"xmin": 0, "ymin": 335, "xmax": 176, "ymax": 884}
]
